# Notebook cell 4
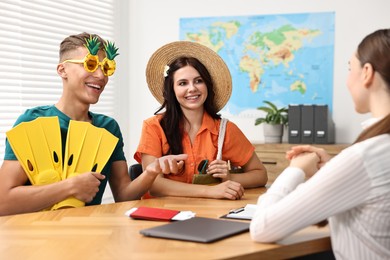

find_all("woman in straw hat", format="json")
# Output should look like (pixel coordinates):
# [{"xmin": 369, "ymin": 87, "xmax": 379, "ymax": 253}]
[{"xmin": 134, "ymin": 41, "xmax": 267, "ymax": 200}]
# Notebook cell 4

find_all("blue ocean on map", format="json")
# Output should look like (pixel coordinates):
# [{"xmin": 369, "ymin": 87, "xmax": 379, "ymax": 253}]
[{"xmin": 180, "ymin": 12, "xmax": 335, "ymax": 116}]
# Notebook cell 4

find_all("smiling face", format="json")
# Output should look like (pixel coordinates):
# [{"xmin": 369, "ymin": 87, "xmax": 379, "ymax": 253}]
[
  {"xmin": 172, "ymin": 65, "xmax": 208, "ymax": 113},
  {"xmin": 59, "ymin": 46, "xmax": 108, "ymax": 105}
]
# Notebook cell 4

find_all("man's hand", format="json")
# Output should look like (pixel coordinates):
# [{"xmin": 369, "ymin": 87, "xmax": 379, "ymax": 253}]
[{"xmin": 67, "ymin": 172, "xmax": 105, "ymax": 203}]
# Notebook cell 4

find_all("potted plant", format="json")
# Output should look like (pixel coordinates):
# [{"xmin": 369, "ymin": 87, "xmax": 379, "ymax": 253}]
[{"xmin": 255, "ymin": 100, "xmax": 288, "ymax": 143}]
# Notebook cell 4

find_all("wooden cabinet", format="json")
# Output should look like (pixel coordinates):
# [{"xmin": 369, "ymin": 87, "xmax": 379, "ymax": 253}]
[{"xmin": 254, "ymin": 143, "xmax": 349, "ymax": 185}]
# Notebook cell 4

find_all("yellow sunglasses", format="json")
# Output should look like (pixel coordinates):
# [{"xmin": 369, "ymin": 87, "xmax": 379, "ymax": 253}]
[{"xmin": 62, "ymin": 55, "xmax": 116, "ymax": 76}]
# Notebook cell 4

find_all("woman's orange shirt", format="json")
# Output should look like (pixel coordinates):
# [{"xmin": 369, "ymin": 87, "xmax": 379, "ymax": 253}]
[{"xmin": 134, "ymin": 112, "xmax": 254, "ymax": 183}]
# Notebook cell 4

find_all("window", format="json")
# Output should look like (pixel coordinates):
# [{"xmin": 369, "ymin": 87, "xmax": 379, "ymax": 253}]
[{"xmin": 0, "ymin": 0, "xmax": 118, "ymax": 163}]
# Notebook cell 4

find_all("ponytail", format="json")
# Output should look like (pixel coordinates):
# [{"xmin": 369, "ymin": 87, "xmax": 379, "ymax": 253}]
[{"xmin": 354, "ymin": 114, "xmax": 390, "ymax": 144}]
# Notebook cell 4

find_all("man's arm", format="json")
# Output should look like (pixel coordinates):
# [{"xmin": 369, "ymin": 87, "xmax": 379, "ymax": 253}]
[{"xmin": 0, "ymin": 160, "xmax": 104, "ymax": 216}]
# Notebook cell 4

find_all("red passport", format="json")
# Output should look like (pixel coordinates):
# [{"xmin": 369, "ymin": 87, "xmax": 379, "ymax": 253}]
[{"xmin": 129, "ymin": 206, "xmax": 180, "ymax": 221}]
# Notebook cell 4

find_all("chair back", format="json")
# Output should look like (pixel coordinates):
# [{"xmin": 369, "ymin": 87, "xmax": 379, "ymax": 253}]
[{"xmin": 129, "ymin": 163, "xmax": 143, "ymax": 180}]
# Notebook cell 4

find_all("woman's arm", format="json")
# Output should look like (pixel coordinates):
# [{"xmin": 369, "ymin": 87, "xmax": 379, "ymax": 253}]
[
  {"xmin": 250, "ymin": 147, "xmax": 371, "ymax": 242},
  {"xmin": 209, "ymin": 152, "xmax": 268, "ymax": 188},
  {"xmin": 142, "ymin": 154, "xmax": 245, "ymax": 200},
  {"xmin": 110, "ymin": 154, "xmax": 188, "ymax": 201},
  {"xmin": 211, "ymin": 121, "xmax": 268, "ymax": 188}
]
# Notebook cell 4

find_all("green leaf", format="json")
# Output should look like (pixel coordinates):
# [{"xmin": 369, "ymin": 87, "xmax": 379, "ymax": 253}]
[
  {"xmin": 254, "ymin": 100, "xmax": 288, "ymax": 126},
  {"xmin": 84, "ymin": 35, "xmax": 101, "ymax": 56},
  {"xmin": 263, "ymin": 100, "xmax": 278, "ymax": 111},
  {"xmin": 255, "ymin": 118, "xmax": 266, "ymax": 125},
  {"xmin": 256, "ymin": 106, "xmax": 273, "ymax": 113},
  {"xmin": 104, "ymin": 41, "xmax": 119, "ymax": 60}
]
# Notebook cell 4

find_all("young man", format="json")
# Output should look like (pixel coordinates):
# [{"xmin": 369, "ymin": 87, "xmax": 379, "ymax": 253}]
[{"xmin": 0, "ymin": 32, "xmax": 186, "ymax": 216}]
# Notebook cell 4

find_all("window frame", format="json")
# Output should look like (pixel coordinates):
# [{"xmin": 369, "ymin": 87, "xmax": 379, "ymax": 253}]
[{"xmin": 0, "ymin": 0, "xmax": 124, "ymax": 164}]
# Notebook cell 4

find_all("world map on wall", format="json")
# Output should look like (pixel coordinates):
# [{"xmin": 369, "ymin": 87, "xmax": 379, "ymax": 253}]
[{"xmin": 180, "ymin": 12, "xmax": 335, "ymax": 116}]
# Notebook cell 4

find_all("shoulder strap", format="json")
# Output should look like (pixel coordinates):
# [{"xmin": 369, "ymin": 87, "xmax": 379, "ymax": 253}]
[{"xmin": 216, "ymin": 118, "xmax": 228, "ymax": 160}]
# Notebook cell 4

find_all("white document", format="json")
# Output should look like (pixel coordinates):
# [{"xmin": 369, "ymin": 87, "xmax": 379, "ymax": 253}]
[
  {"xmin": 225, "ymin": 204, "xmax": 257, "ymax": 220},
  {"xmin": 171, "ymin": 211, "xmax": 196, "ymax": 221}
]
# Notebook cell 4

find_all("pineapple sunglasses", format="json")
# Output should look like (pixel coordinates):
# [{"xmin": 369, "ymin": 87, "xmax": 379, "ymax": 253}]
[{"xmin": 62, "ymin": 55, "xmax": 116, "ymax": 77}]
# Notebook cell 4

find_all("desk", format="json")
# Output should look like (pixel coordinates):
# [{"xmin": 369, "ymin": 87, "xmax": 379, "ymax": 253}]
[{"xmin": 0, "ymin": 188, "xmax": 330, "ymax": 260}]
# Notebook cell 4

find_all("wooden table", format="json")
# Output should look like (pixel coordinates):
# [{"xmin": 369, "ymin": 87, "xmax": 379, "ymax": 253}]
[
  {"xmin": 254, "ymin": 143, "xmax": 349, "ymax": 184},
  {"xmin": 0, "ymin": 188, "xmax": 330, "ymax": 260}
]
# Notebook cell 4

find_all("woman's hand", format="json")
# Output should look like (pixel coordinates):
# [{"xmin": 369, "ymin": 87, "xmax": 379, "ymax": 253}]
[
  {"xmin": 145, "ymin": 154, "xmax": 188, "ymax": 176},
  {"xmin": 286, "ymin": 145, "xmax": 331, "ymax": 168},
  {"xmin": 206, "ymin": 159, "xmax": 231, "ymax": 182},
  {"xmin": 290, "ymin": 152, "xmax": 320, "ymax": 179},
  {"xmin": 208, "ymin": 180, "xmax": 244, "ymax": 200}
]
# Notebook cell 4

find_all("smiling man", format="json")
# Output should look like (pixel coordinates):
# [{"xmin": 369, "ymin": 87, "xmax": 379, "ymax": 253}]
[{"xmin": 0, "ymin": 32, "xmax": 187, "ymax": 216}]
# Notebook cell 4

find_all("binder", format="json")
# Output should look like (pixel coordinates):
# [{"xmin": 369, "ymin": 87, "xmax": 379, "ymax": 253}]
[
  {"xmin": 314, "ymin": 105, "xmax": 335, "ymax": 144},
  {"xmin": 301, "ymin": 105, "xmax": 314, "ymax": 144},
  {"xmin": 288, "ymin": 105, "xmax": 301, "ymax": 144}
]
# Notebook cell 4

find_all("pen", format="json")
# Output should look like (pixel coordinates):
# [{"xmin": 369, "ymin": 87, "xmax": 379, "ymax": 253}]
[{"xmin": 229, "ymin": 207, "xmax": 244, "ymax": 214}]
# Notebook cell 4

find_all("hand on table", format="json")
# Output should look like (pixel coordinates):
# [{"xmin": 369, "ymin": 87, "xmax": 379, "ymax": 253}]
[{"xmin": 209, "ymin": 180, "xmax": 244, "ymax": 200}]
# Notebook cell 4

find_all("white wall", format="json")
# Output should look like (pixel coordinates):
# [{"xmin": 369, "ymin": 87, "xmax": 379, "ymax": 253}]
[{"xmin": 121, "ymin": 0, "xmax": 390, "ymax": 164}]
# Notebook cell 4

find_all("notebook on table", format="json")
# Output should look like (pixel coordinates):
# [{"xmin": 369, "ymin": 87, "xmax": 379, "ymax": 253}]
[
  {"xmin": 220, "ymin": 204, "xmax": 257, "ymax": 220},
  {"xmin": 125, "ymin": 206, "xmax": 196, "ymax": 221},
  {"xmin": 128, "ymin": 206, "xmax": 180, "ymax": 221},
  {"xmin": 139, "ymin": 217, "xmax": 249, "ymax": 243}
]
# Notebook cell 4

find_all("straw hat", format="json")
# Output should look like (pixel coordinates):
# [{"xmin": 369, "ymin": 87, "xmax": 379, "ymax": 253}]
[{"xmin": 145, "ymin": 41, "xmax": 232, "ymax": 111}]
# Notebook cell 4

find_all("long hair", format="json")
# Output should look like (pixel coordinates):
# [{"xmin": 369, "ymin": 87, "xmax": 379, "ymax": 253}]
[{"xmin": 154, "ymin": 57, "xmax": 221, "ymax": 155}]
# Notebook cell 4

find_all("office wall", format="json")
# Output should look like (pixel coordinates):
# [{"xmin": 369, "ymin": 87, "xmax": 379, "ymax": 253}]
[{"xmin": 122, "ymin": 0, "xmax": 389, "ymax": 163}]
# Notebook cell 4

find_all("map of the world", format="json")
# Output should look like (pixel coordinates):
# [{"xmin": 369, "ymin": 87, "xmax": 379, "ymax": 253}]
[{"xmin": 180, "ymin": 12, "xmax": 335, "ymax": 117}]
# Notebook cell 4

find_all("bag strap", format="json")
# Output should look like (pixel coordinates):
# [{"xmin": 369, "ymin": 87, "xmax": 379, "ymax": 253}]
[{"xmin": 216, "ymin": 118, "xmax": 228, "ymax": 160}]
